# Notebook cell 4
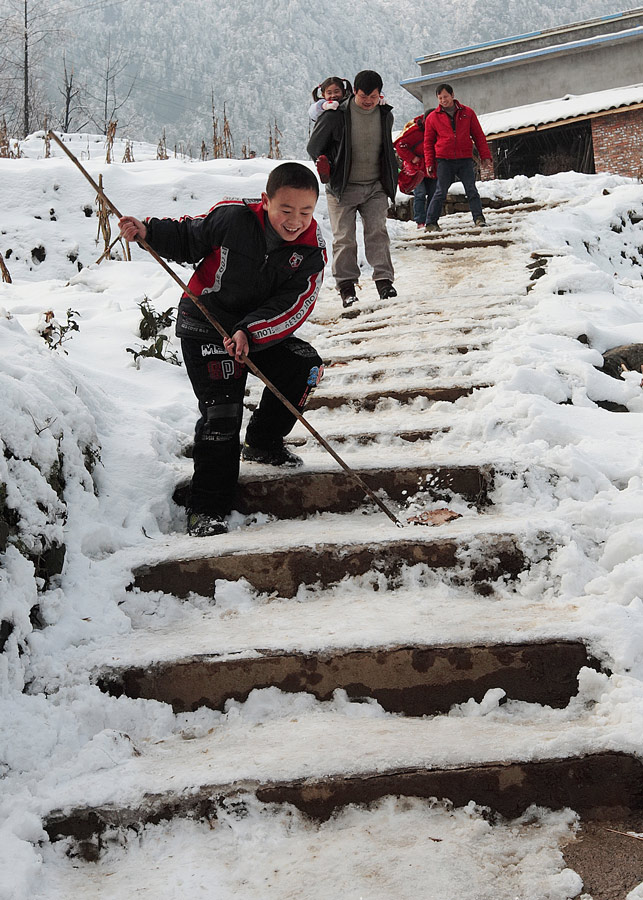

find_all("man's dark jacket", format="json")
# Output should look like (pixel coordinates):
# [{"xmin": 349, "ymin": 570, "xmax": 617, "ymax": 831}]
[
  {"xmin": 306, "ymin": 96, "xmax": 397, "ymax": 201},
  {"xmin": 144, "ymin": 200, "xmax": 326, "ymax": 347}
]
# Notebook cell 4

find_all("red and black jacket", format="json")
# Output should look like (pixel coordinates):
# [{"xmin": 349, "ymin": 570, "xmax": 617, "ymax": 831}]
[
  {"xmin": 144, "ymin": 200, "xmax": 326, "ymax": 347},
  {"xmin": 394, "ymin": 114, "xmax": 426, "ymax": 171}
]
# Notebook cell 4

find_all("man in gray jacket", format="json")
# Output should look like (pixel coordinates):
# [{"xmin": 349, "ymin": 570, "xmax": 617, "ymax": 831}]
[{"xmin": 307, "ymin": 69, "xmax": 397, "ymax": 307}]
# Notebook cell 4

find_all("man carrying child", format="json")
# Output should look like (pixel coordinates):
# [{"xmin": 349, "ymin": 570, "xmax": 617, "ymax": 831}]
[{"xmin": 307, "ymin": 69, "xmax": 398, "ymax": 307}]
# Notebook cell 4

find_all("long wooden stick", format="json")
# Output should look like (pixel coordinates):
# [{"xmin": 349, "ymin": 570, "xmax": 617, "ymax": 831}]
[
  {"xmin": 604, "ymin": 827, "xmax": 643, "ymax": 843},
  {"xmin": 49, "ymin": 130, "xmax": 403, "ymax": 527}
]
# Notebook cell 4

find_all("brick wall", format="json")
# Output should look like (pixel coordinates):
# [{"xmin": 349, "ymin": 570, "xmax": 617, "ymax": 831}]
[{"xmin": 592, "ymin": 108, "xmax": 643, "ymax": 178}]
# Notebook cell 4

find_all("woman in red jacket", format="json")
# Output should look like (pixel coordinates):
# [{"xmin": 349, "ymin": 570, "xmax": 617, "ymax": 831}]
[
  {"xmin": 394, "ymin": 113, "xmax": 437, "ymax": 229},
  {"xmin": 423, "ymin": 83, "xmax": 493, "ymax": 231}
]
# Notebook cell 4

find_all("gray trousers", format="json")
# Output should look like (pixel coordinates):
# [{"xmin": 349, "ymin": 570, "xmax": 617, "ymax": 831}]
[{"xmin": 326, "ymin": 181, "xmax": 394, "ymax": 285}]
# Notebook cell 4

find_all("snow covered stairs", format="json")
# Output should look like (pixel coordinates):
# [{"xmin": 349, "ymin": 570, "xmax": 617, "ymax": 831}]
[{"xmin": 42, "ymin": 200, "xmax": 643, "ymax": 891}]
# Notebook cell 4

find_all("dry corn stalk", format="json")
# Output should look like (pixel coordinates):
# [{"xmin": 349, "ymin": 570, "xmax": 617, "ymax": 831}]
[
  {"xmin": 95, "ymin": 174, "xmax": 111, "ymax": 254},
  {"xmin": 0, "ymin": 251, "xmax": 12, "ymax": 283},
  {"xmin": 105, "ymin": 120, "xmax": 117, "ymax": 164}
]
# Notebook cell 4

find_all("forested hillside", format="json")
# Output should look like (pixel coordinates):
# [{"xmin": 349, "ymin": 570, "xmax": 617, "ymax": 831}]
[{"xmin": 0, "ymin": 0, "xmax": 623, "ymax": 155}]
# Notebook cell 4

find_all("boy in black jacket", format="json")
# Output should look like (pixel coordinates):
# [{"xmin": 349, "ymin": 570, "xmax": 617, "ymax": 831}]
[{"xmin": 119, "ymin": 163, "xmax": 326, "ymax": 536}]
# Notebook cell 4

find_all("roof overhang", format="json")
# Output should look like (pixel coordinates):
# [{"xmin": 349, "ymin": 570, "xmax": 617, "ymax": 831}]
[
  {"xmin": 480, "ymin": 86, "xmax": 643, "ymax": 140},
  {"xmin": 486, "ymin": 102, "xmax": 643, "ymax": 139}
]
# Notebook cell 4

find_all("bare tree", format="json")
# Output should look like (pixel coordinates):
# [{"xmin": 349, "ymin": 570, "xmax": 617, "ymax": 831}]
[
  {"xmin": 57, "ymin": 53, "xmax": 86, "ymax": 133},
  {"xmin": 0, "ymin": 1, "xmax": 63, "ymax": 137},
  {"xmin": 80, "ymin": 38, "xmax": 138, "ymax": 135}
]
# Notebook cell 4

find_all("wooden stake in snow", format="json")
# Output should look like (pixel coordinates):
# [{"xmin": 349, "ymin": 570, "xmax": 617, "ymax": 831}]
[
  {"xmin": 0, "ymin": 250, "xmax": 12, "ymax": 284},
  {"xmin": 48, "ymin": 130, "xmax": 407, "ymax": 528}
]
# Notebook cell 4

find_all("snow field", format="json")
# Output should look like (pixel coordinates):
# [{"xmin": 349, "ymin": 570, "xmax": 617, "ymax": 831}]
[{"xmin": 2, "ymin": 136, "xmax": 643, "ymax": 897}]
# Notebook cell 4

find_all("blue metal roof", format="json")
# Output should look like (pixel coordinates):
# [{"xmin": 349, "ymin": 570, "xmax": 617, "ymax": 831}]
[
  {"xmin": 414, "ymin": 31, "xmax": 540, "ymax": 62},
  {"xmin": 402, "ymin": 26, "xmax": 643, "ymax": 87},
  {"xmin": 412, "ymin": 9, "xmax": 635, "ymax": 64}
]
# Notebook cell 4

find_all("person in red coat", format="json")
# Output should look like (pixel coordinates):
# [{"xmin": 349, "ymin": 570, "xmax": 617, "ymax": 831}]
[
  {"xmin": 423, "ymin": 83, "xmax": 493, "ymax": 231},
  {"xmin": 394, "ymin": 113, "xmax": 437, "ymax": 229}
]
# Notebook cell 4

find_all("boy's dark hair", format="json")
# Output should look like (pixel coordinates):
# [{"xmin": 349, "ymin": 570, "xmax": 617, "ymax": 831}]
[
  {"xmin": 435, "ymin": 82, "xmax": 454, "ymax": 96},
  {"xmin": 354, "ymin": 70, "xmax": 383, "ymax": 95},
  {"xmin": 312, "ymin": 76, "xmax": 352, "ymax": 102},
  {"xmin": 265, "ymin": 162, "xmax": 319, "ymax": 198}
]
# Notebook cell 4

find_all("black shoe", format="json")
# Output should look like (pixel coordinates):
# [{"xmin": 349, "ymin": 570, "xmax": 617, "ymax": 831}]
[
  {"xmin": 242, "ymin": 442, "xmax": 303, "ymax": 468},
  {"xmin": 338, "ymin": 280, "xmax": 357, "ymax": 308},
  {"xmin": 424, "ymin": 222, "xmax": 441, "ymax": 232},
  {"xmin": 375, "ymin": 279, "xmax": 397, "ymax": 299},
  {"xmin": 474, "ymin": 216, "xmax": 487, "ymax": 227},
  {"xmin": 187, "ymin": 510, "xmax": 228, "ymax": 537}
]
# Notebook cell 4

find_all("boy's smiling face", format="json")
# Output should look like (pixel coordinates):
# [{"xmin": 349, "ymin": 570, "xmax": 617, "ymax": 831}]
[{"xmin": 262, "ymin": 187, "xmax": 317, "ymax": 242}]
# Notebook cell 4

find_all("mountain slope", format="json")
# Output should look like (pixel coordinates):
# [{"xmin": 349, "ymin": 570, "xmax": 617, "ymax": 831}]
[{"xmin": 1, "ymin": 0, "xmax": 622, "ymax": 153}]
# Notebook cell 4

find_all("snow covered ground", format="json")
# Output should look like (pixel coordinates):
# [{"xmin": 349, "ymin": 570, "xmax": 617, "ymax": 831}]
[{"xmin": 2, "ymin": 132, "xmax": 643, "ymax": 898}]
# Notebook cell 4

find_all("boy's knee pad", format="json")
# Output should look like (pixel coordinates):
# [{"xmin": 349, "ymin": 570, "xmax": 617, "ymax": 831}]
[{"xmin": 201, "ymin": 401, "xmax": 243, "ymax": 442}]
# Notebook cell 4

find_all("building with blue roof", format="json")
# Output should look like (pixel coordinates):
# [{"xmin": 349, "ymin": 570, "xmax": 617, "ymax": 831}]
[{"xmin": 401, "ymin": 8, "xmax": 643, "ymax": 178}]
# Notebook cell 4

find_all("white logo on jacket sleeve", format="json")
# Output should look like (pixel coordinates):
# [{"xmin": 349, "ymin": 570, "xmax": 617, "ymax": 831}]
[
  {"xmin": 213, "ymin": 247, "xmax": 229, "ymax": 290},
  {"xmin": 199, "ymin": 246, "xmax": 229, "ymax": 296},
  {"xmin": 289, "ymin": 252, "xmax": 303, "ymax": 269}
]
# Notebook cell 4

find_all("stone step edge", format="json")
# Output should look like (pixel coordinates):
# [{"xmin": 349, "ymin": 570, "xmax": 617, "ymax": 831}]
[
  {"xmin": 44, "ymin": 751, "xmax": 643, "ymax": 858},
  {"xmin": 132, "ymin": 533, "xmax": 528, "ymax": 599},
  {"xmin": 286, "ymin": 426, "xmax": 448, "ymax": 446},
  {"xmin": 172, "ymin": 464, "xmax": 495, "ymax": 518},
  {"xmin": 95, "ymin": 639, "xmax": 600, "ymax": 716},
  {"xmin": 304, "ymin": 384, "xmax": 488, "ymax": 410},
  {"xmin": 411, "ymin": 238, "xmax": 514, "ymax": 251},
  {"xmin": 244, "ymin": 385, "xmax": 487, "ymax": 413},
  {"xmin": 319, "ymin": 345, "xmax": 486, "ymax": 362}
]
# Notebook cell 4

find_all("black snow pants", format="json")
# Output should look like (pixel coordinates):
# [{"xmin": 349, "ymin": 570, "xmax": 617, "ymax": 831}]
[{"xmin": 181, "ymin": 336, "xmax": 324, "ymax": 516}]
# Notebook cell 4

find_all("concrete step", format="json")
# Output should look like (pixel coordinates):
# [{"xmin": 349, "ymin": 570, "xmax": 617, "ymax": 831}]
[
  {"xmin": 172, "ymin": 464, "xmax": 493, "ymax": 517},
  {"xmin": 305, "ymin": 384, "xmax": 485, "ymax": 411},
  {"xmin": 43, "ymin": 700, "xmax": 643, "ymax": 857},
  {"xmin": 96, "ymin": 639, "xmax": 599, "ymax": 715},
  {"xmin": 413, "ymin": 237, "xmax": 513, "ymax": 251},
  {"xmin": 46, "ymin": 753, "xmax": 641, "ymax": 861},
  {"xmin": 287, "ymin": 426, "xmax": 446, "ymax": 446},
  {"xmin": 325, "ymin": 360, "xmax": 441, "ymax": 381},
  {"xmin": 318, "ymin": 292, "xmax": 520, "ymax": 329},
  {"xmin": 319, "ymin": 356, "xmax": 492, "ymax": 388},
  {"xmin": 327, "ymin": 314, "xmax": 513, "ymax": 340},
  {"xmin": 327, "ymin": 326, "xmax": 499, "ymax": 350},
  {"xmin": 391, "ymin": 195, "xmax": 543, "ymax": 225},
  {"xmin": 131, "ymin": 521, "xmax": 531, "ymax": 599},
  {"xmin": 322, "ymin": 344, "xmax": 487, "ymax": 363},
  {"xmin": 325, "ymin": 302, "xmax": 512, "ymax": 335}
]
